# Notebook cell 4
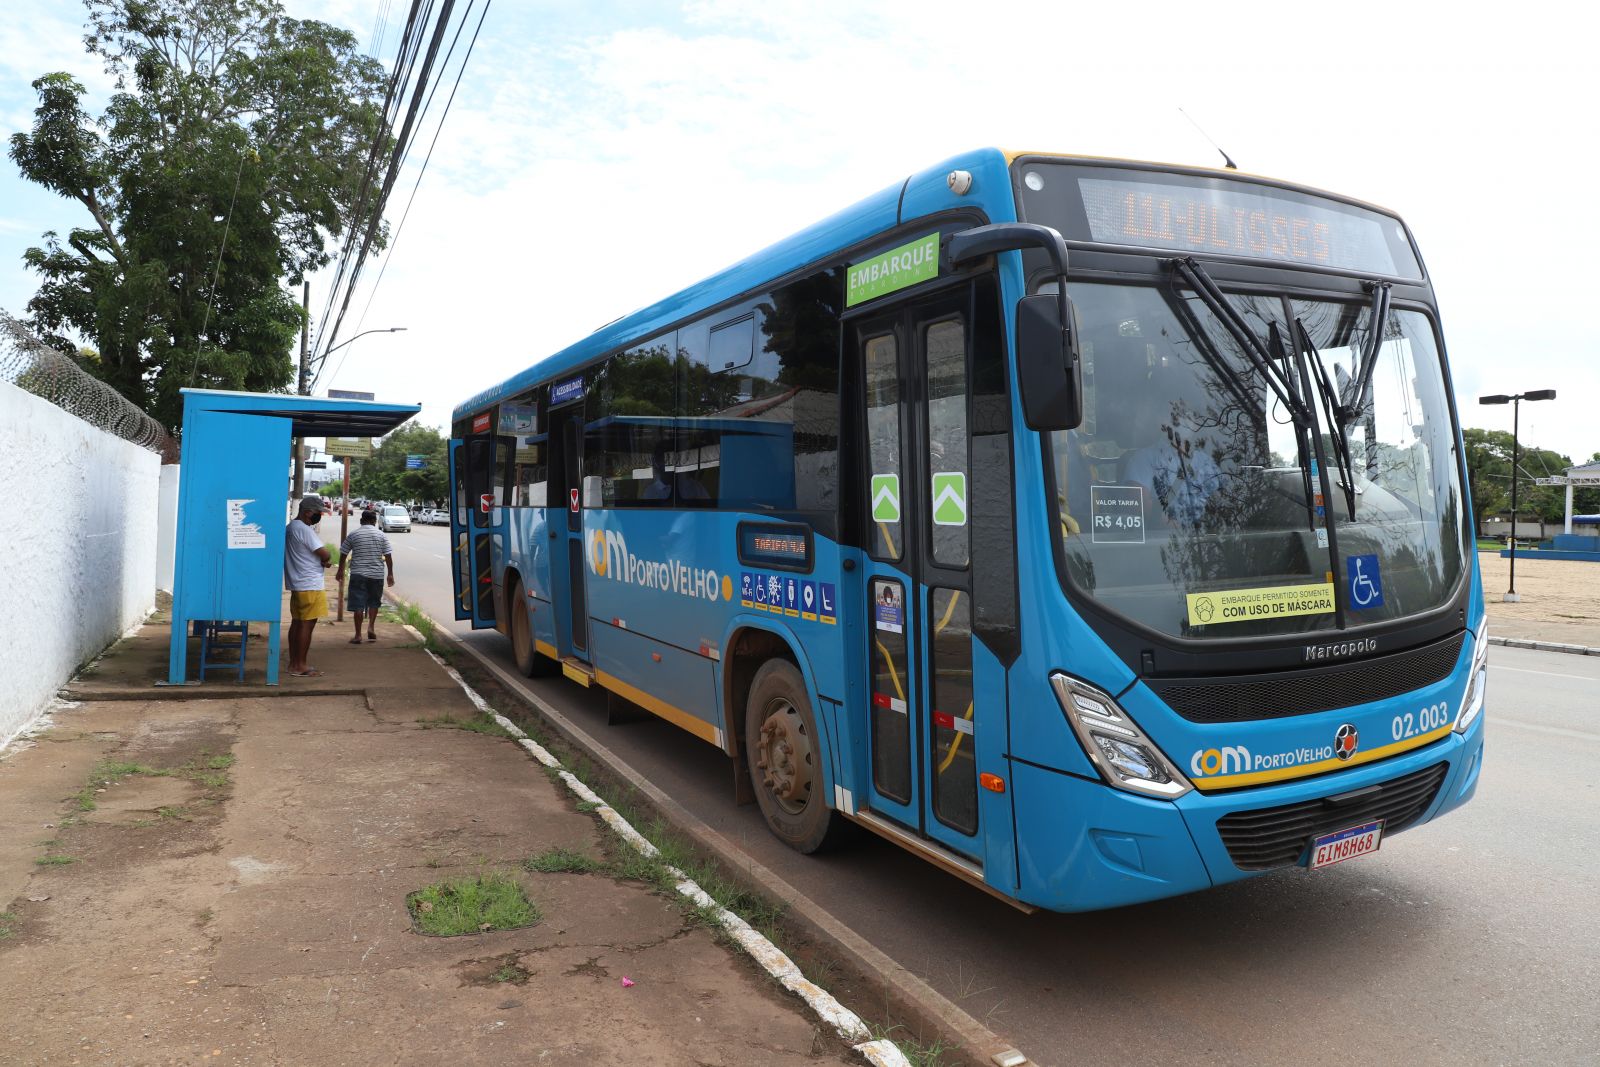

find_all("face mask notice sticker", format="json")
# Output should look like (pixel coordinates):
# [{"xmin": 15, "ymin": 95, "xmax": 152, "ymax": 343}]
[
  {"xmin": 874, "ymin": 583, "xmax": 904, "ymax": 633},
  {"xmin": 1186, "ymin": 582, "xmax": 1335, "ymax": 627},
  {"xmin": 1090, "ymin": 485, "xmax": 1145, "ymax": 544}
]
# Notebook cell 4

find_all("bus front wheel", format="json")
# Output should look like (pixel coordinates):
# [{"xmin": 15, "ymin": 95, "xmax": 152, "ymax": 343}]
[{"xmin": 744, "ymin": 660, "xmax": 837, "ymax": 854}]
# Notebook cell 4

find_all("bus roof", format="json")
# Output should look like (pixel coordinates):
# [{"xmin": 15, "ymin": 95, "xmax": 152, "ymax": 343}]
[{"xmin": 453, "ymin": 147, "xmax": 1018, "ymax": 422}]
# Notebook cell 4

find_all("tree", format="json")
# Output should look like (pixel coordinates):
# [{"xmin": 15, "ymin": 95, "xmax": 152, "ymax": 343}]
[
  {"xmin": 1461, "ymin": 427, "xmax": 1577, "ymax": 532},
  {"xmin": 8, "ymin": 0, "xmax": 388, "ymax": 431},
  {"xmin": 350, "ymin": 423, "xmax": 447, "ymax": 504}
]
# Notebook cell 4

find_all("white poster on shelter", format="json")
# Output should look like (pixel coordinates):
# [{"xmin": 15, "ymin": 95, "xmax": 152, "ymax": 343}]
[{"xmin": 227, "ymin": 498, "xmax": 266, "ymax": 549}]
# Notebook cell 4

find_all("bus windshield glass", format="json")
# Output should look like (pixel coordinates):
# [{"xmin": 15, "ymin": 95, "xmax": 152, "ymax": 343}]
[{"xmin": 1051, "ymin": 282, "xmax": 1466, "ymax": 641}]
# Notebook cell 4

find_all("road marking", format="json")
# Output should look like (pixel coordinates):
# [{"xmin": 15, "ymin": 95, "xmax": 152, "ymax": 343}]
[
  {"xmin": 1491, "ymin": 664, "xmax": 1598, "ymax": 683},
  {"xmin": 1491, "ymin": 717, "xmax": 1600, "ymax": 742}
]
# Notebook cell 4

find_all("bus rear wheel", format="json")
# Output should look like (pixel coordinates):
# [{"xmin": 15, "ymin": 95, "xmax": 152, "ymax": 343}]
[
  {"xmin": 744, "ymin": 660, "xmax": 838, "ymax": 854},
  {"xmin": 509, "ymin": 579, "xmax": 554, "ymax": 678}
]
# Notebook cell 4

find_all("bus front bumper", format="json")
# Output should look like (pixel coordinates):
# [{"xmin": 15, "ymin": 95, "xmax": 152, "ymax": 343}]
[{"xmin": 1009, "ymin": 713, "xmax": 1484, "ymax": 912}]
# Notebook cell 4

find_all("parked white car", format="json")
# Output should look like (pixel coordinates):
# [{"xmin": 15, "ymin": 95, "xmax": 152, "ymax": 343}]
[{"xmin": 379, "ymin": 505, "xmax": 411, "ymax": 533}]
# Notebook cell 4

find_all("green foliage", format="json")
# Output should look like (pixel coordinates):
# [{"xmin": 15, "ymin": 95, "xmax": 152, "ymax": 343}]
[
  {"xmin": 1462, "ymin": 427, "xmax": 1594, "ymax": 531},
  {"xmin": 8, "ymin": 0, "xmax": 389, "ymax": 431},
  {"xmin": 349, "ymin": 423, "xmax": 448, "ymax": 504}
]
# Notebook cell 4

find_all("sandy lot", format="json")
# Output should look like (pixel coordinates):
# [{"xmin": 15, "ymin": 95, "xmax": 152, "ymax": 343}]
[{"xmin": 1477, "ymin": 550, "xmax": 1600, "ymax": 647}]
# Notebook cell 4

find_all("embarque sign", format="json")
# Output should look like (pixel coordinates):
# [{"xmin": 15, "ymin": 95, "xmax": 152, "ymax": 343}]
[{"xmin": 846, "ymin": 233, "xmax": 940, "ymax": 307}]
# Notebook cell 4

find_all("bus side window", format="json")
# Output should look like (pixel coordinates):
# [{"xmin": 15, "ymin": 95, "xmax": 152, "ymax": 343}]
[
  {"xmin": 584, "ymin": 337, "xmax": 676, "ymax": 507},
  {"xmin": 678, "ymin": 268, "xmax": 843, "ymax": 525}
]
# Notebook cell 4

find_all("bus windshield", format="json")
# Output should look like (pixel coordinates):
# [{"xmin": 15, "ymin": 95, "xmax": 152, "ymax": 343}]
[{"xmin": 1051, "ymin": 281, "xmax": 1466, "ymax": 641}]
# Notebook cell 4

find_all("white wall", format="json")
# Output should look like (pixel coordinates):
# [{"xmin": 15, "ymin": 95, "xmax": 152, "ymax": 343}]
[
  {"xmin": 156, "ymin": 463, "xmax": 180, "ymax": 592},
  {"xmin": 0, "ymin": 381, "xmax": 159, "ymax": 747}
]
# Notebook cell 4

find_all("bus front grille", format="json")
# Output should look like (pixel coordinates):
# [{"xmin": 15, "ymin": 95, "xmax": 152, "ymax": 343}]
[
  {"xmin": 1215, "ymin": 762, "xmax": 1449, "ymax": 871},
  {"xmin": 1148, "ymin": 632, "xmax": 1465, "ymax": 723}
]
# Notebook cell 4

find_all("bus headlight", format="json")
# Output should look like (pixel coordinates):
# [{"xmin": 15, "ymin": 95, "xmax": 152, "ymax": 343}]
[
  {"xmin": 1051, "ymin": 673, "xmax": 1192, "ymax": 800},
  {"xmin": 1454, "ymin": 624, "xmax": 1489, "ymax": 734}
]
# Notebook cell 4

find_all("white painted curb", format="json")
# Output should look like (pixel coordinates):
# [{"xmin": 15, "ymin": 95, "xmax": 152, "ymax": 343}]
[{"xmin": 403, "ymin": 624, "xmax": 911, "ymax": 1066}]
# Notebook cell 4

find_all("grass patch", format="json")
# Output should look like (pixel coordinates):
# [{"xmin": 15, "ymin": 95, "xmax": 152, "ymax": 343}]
[
  {"xmin": 522, "ymin": 847, "xmax": 605, "ymax": 874},
  {"xmin": 0, "ymin": 911, "xmax": 17, "ymax": 939},
  {"xmin": 416, "ymin": 713, "xmax": 512, "ymax": 738},
  {"xmin": 71, "ymin": 760, "xmax": 170, "ymax": 812},
  {"xmin": 869, "ymin": 1023, "xmax": 952, "ymax": 1067},
  {"xmin": 156, "ymin": 806, "xmax": 191, "ymax": 821},
  {"xmin": 383, "ymin": 599, "xmax": 448, "ymax": 657},
  {"xmin": 35, "ymin": 854, "xmax": 76, "ymax": 867},
  {"xmin": 407, "ymin": 871, "xmax": 540, "ymax": 936},
  {"xmin": 491, "ymin": 962, "xmax": 530, "ymax": 983}
]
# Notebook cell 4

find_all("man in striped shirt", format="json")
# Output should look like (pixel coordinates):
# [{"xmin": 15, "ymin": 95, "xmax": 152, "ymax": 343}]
[{"xmin": 336, "ymin": 510, "xmax": 395, "ymax": 643}]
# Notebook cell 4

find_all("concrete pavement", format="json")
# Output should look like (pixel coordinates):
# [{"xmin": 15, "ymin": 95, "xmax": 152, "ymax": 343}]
[{"xmin": 0, "ymin": 594, "xmax": 859, "ymax": 1066}]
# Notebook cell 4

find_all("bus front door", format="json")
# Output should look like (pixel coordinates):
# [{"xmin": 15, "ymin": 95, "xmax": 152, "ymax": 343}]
[
  {"xmin": 852, "ymin": 289, "xmax": 983, "ymax": 861},
  {"xmin": 449, "ymin": 434, "xmax": 509, "ymax": 629}
]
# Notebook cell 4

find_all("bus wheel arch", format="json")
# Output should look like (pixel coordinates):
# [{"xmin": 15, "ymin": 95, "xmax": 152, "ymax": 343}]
[
  {"xmin": 506, "ymin": 570, "xmax": 555, "ymax": 677},
  {"xmin": 729, "ymin": 630, "xmax": 841, "ymax": 853}
]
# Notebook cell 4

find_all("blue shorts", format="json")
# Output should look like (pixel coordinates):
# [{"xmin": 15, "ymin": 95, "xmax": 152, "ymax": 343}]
[{"xmin": 347, "ymin": 575, "xmax": 385, "ymax": 612}]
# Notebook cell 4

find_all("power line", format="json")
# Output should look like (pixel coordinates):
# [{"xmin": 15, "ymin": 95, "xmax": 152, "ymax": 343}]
[
  {"xmin": 314, "ymin": 0, "xmax": 458, "ymax": 375},
  {"xmin": 310, "ymin": 0, "xmax": 433, "ymax": 369},
  {"xmin": 327, "ymin": 0, "xmax": 493, "ymax": 390}
]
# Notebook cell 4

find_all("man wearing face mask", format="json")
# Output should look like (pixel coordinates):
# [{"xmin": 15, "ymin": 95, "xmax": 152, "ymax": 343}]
[{"xmin": 284, "ymin": 497, "xmax": 333, "ymax": 677}]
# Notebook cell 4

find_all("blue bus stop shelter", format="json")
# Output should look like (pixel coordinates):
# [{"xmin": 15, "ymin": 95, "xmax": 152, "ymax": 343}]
[{"xmin": 167, "ymin": 388, "xmax": 420, "ymax": 685}]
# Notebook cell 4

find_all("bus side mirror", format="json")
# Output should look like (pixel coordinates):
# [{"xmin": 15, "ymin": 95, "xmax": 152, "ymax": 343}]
[{"xmin": 1016, "ymin": 293, "xmax": 1083, "ymax": 431}]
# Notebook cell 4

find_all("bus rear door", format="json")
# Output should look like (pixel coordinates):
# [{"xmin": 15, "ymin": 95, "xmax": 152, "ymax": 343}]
[
  {"xmin": 448, "ymin": 433, "xmax": 508, "ymax": 629},
  {"xmin": 851, "ymin": 288, "xmax": 984, "ymax": 861}
]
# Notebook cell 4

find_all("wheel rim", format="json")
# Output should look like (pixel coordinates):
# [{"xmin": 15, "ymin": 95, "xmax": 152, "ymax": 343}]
[{"xmin": 755, "ymin": 697, "xmax": 812, "ymax": 816}]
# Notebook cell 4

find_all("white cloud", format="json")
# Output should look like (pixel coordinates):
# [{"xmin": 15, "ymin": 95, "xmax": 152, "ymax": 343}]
[{"xmin": 3, "ymin": 0, "xmax": 1596, "ymax": 461}]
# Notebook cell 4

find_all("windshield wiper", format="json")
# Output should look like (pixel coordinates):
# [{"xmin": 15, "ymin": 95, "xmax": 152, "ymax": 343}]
[
  {"xmin": 1170, "ymin": 257, "xmax": 1312, "ymax": 426},
  {"xmin": 1297, "ymin": 318, "xmax": 1359, "ymax": 517},
  {"xmin": 1339, "ymin": 280, "xmax": 1392, "ymax": 425}
]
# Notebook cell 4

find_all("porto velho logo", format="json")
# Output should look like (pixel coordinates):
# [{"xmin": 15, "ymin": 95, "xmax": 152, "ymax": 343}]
[
  {"xmin": 1191, "ymin": 745, "xmax": 1251, "ymax": 777},
  {"xmin": 1190, "ymin": 740, "xmax": 1339, "ymax": 778},
  {"xmin": 588, "ymin": 527, "xmax": 732, "ymax": 603}
]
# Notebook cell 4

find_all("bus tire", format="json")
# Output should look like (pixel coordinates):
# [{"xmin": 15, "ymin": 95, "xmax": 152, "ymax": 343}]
[
  {"xmin": 508, "ymin": 579, "xmax": 554, "ymax": 678},
  {"xmin": 744, "ymin": 659, "xmax": 837, "ymax": 854}
]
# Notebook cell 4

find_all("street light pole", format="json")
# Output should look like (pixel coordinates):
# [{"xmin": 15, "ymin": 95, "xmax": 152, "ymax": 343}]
[{"xmin": 1479, "ymin": 389, "xmax": 1556, "ymax": 603}]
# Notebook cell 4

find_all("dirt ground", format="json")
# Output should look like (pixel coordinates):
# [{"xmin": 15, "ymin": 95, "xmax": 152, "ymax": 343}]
[
  {"xmin": 1477, "ymin": 550, "xmax": 1600, "ymax": 648},
  {"xmin": 0, "ymin": 614, "xmax": 850, "ymax": 1066}
]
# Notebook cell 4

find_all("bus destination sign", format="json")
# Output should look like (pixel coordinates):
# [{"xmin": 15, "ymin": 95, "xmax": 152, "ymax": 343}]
[{"xmin": 1075, "ymin": 175, "xmax": 1412, "ymax": 277}]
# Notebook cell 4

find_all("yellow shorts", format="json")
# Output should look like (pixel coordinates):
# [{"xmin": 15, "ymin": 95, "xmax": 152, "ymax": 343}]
[{"xmin": 290, "ymin": 590, "xmax": 328, "ymax": 621}]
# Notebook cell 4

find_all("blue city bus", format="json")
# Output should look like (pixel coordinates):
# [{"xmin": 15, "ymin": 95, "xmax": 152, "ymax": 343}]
[{"xmin": 448, "ymin": 148, "xmax": 1486, "ymax": 911}]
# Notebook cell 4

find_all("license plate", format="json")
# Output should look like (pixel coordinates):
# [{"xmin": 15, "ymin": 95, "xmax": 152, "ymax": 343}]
[{"xmin": 1307, "ymin": 819, "xmax": 1384, "ymax": 870}]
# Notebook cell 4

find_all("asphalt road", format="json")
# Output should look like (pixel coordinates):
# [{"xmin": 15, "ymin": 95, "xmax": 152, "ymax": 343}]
[{"xmin": 383, "ymin": 523, "xmax": 1600, "ymax": 1066}]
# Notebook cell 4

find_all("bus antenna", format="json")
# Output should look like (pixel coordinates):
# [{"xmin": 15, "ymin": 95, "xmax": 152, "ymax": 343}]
[{"xmin": 1179, "ymin": 108, "xmax": 1237, "ymax": 170}]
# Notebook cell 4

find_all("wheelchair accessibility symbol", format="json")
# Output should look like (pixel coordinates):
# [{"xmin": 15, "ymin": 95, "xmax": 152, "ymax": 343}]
[{"xmin": 1347, "ymin": 554, "xmax": 1385, "ymax": 610}]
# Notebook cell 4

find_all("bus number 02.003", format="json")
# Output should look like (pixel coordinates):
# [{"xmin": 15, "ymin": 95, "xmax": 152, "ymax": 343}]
[{"xmin": 1392, "ymin": 702, "xmax": 1450, "ymax": 741}]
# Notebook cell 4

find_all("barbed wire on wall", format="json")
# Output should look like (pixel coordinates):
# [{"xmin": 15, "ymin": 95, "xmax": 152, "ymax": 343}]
[{"xmin": 0, "ymin": 309, "xmax": 176, "ymax": 460}]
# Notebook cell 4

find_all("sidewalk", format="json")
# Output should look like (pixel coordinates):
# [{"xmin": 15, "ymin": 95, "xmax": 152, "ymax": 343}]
[
  {"xmin": 0, "ymin": 596, "xmax": 853, "ymax": 1065},
  {"xmin": 1477, "ymin": 550, "xmax": 1600, "ymax": 652}
]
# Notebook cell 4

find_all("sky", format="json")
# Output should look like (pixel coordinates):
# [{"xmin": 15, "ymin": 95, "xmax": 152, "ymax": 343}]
[{"xmin": 1, "ymin": 0, "xmax": 1595, "ymax": 467}]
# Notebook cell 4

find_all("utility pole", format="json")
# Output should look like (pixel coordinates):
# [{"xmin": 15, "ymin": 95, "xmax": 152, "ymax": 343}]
[{"xmin": 291, "ymin": 281, "xmax": 310, "ymax": 502}]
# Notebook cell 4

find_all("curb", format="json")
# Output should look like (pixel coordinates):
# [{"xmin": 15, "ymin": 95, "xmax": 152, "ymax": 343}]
[
  {"xmin": 406, "ymin": 604, "xmax": 1032, "ymax": 1067},
  {"xmin": 1488, "ymin": 636, "xmax": 1600, "ymax": 657}
]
